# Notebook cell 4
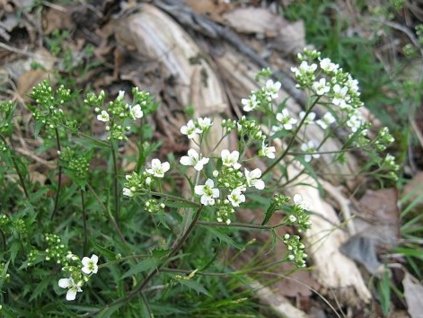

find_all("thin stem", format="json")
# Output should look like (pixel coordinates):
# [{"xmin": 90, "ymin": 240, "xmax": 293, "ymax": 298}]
[
  {"xmin": 95, "ymin": 205, "xmax": 204, "ymax": 314},
  {"xmin": 197, "ymin": 220, "xmax": 286, "ymax": 230},
  {"xmin": 263, "ymin": 96, "xmax": 320, "ymax": 176},
  {"xmin": 0, "ymin": 134, "xmax": 29, "ymax": 200},
  {"xmin": 81, "ymin": 188, "xmax": 88, "ymax": 255},
  {"xmin": 51, "ymin": 128, "xmax": 62, "ymax": 220},
  {"xmin": 110, "ymin": 141, "xmax": 120, "ymax": 226}
]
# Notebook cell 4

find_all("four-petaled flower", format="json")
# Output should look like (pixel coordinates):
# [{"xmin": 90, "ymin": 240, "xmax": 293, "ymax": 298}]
[
  {"xmin": 97, "ymin": 110, "xmax": 109, "ymax": 122},
  {"xmin": 264, "ymin": 80, "xmax": 281, "ymax": 100},
  {"xmin": 260, "ymin": 143, "xmax": 276, "ymax": 159},
  {"xmin": 197, "ymin": 117, "xmax": 213, "ymax": 131},
  {"xmin": 195, "ymin": 179, "xmax": 219, "ymax": 206},
  {"xmin": 180, "ymin": 149, "xmax": 209, "ymax": 171},
  {"xmin": 244, "ymin": 168, "xmax": 265, "ymax": 190},
  {"xmin": 146, "ymin": 159, "xmax": 170, "ymax": 178},
  {"xmin": 180, "ymin": 120, "xmax": 201, "ymax": 139},
  {"xmin": 316, "ymin": 112, "xmax": 336, "ymax": 130},
  {"xmin": 58, "ymin": 277, "xmax": 83, "ymax": 301},
  {"xmin": 123, "ymin": 187, "xmax": 134, "ymax": 197},
  {"xmin": 221, "ymin": 150, "xmax": 241, "ymax": 170},
  {"xmin": 227, "ymin": 188, "xmax": 246, "ymax": 207},
  {"xmin": 81, "ymin": 254, "xmax": 99, "ymax": 275},
  {"xmin": 312, "ymin": 78, "xmax": 330, "ymax": 96},
  {"xmin": 241, "ymin": 94, "xmax": 258, "ymax": 112},
  {"xmin": 300, "ymin": 141, "xmax": 320, "ymax": 162},
  {"xmin": 275, "ymin": 109, "xmax": 297, "ymax": 131},
  {"xmin": 130, "ymin": 104, "xmax": 143, "ymax": 119}
]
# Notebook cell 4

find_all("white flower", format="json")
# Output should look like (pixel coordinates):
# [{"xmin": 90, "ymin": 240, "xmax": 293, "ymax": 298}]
[
  {"xmin": 316, "ymin": 112, "xmax": 336, "ymax": 130},
  {"xmin": 221, "ymin": 150, "xmax": 241, "ymax": 170},
  {"xmin": 58, "ymin": 277, "xmax": 83, "ymax": 301},
  {"xmin": 117, "ymin": 90, "xmax": 125, "ymax": 101},
  {"xmin": 332, "ymin": 84, "xmax": 350, "ymax": 108},
  {"xmin": 81, "ymin": 254, "xmax": 99, "ymax": 275},
  {"xmin": 130, "ymin": 104, "xmax": 143, "ymax": 119},
  {"xmin": 312, "ymin": 78, "xmax": 330, "ymax": 96},
  {"xmin": 346, "ymin": 114, "xmax": 363, "ymax": 132},
  {"xmin": 180, "ymin": 120, "xmax": 201, "ymax": 139},
  {"xmin": 264, "ymin": 80, "xmax": 281, "ymax": 100},
  {"xmin": 123, "ymin": 187, "xmax": 134, "ymax": 197},
  {"xmin": 276, "ymin": 109, "xmax": 298, "ymax": 131},
  {"xmin": 259, "ymin": 143, "xmax": 276, "ymax": 159},
  {"xmin": 197, "ymin": 117, "xmax": 213, "ymax": 131},
  {"xmin": 293, "ymin": 194, "xmax": 310, "ymax": 210},
  {"xmin": 195, "ymin": 179, "xmax": 220, "ymax": 206},
  {"xmin": 146, "ymin": 159, "xmax": 170, "ymax": 178},
  {"xmin": 97, "ymin": 110, "xmax": 109, "ymax": 122},
  {"xmin": 299, "ymin": 111, "xmax": 316, "ymax": 125},
  {"xmin": 319, "ymin": 58, "xmax": 339, "ymax": 73},
  {"xmin": 180, "ymin": 149, "xmax": 209, "ymax": 171},
  {"xmin": 227, "ymin": 188, "xmax": 246, "ymax": 207},
  {"xmin": 346, "ymin": 75, "xmax": 360, "ymax": 94},
  {"xmin": 300, "ymin": 141, "xmax": 320, "ymax": 162},
  {"xmin": 244, "ymin": 168, "xmax": 265, "ymax": 190},
  {"xmin": 291, "ymin": 61, "xmax": 318, "ymax": 77},
  {"xmin": 241, "ymin": 94, "xmax": 258, "ymax": 112}
]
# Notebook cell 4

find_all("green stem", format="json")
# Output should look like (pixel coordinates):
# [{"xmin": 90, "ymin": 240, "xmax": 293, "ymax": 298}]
[
  {"xmin": 110, "ymin": 142, "xmax": 120, "ymax": 226},
  {"xmin": 51, "ymin": 128, "xmax": 62, "ymax": 220},
  {"xmin": 96, "ymin": 205, "xmax": 204, "ymax": 314},
  {"xmin": 0, "ymin": 134, "xmax": 29, "ymax": 200},
  {"xmin": 263, "ymin": 96, "xmax": 320, "ymax": 176},
  {"xmin": 81, "ymin": 188, "xmax": 88, "ymax": 255}
]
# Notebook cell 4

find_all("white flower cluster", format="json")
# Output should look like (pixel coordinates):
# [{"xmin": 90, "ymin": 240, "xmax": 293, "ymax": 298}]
[
  {"xmin": 180, "ymin": 117, "xmax": 213, "ymax": 139},
  {"xmin": 96, "ymin": 91, "xmax": 143, "ymax": 124},
  {"xmin": 58, "ymin": 254, "xmax": 99, "ymax": 301},
  {"xmin": 241, "ymin": 79, "xmax": 281, "ymax": 112}
]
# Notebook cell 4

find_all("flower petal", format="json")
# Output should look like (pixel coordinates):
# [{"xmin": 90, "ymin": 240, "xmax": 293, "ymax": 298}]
[
  {"xmin": 66, "ymin": 288, "xmax": 77, "ymax": 301},
  {"xmin": 58, "ymin": 278, "xmax": 71, "ymax": 289}
]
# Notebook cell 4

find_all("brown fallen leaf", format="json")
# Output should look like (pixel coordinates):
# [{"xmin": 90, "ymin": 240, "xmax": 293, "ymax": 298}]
[
  {"xmin": 403, "ymin": 272, "xmax": 423, "ymax": 318},
  {"xmin": 42, "ymin": 6, "xmax": 73, "ymax": 34},
  {"xmin": 185, "ymin": 0, "xmax": 232, "ymax": 22}
]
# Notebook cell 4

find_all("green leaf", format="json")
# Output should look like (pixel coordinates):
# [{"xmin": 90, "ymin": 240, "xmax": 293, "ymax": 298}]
[
  {"xmin": 262, "ymin": 202, "xmax": 277, "ymax": 225},
  {"xmin": 122, "ymin": 258, "xmax": 160, "ymax": 279},
  {"xmin": 177, "ymin": 279, "xmax": 209, "ymax": 296}
]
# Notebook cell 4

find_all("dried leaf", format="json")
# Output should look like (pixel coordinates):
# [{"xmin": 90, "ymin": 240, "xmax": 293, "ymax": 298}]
[{"xmin": 403, "ymin": 272, "xmax": 423, "ymax": 318}]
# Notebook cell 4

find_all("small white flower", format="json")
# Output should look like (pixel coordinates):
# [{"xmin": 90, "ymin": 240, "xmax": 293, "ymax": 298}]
[
  {"xmin": 332, "ymin": 84, "xmax": 349, "ymax": 108},
  {"xmin": 195, "ymin": 179, "xmax": 220, "ymax": 206},
  {"xmin": 227, "ymin": 188, "xmax": 246, "ymax": 207},
  {"xmin": 81, "ymin": 254, "xmax": 99, "ymax": 275},
  {"xmin": 241, "ymin": 94, "xmax": 258, "ymax": 112},
  {"xmin": 221, "ymin": 150, "xmax": 241, "ymax": 170},
  {"xmin": 300, "ymin": 141, "xmax": 320, "ymax": 162},
  {"xmin": 276, "ymin": 109, "xmax": 298, "ymax": 131},
  {"xmin": 123, "ymin": 187, "xmax": 134, "ymax": 197},
  {"xmin": 259, "ymin": 143, "xmax": 276, "ymax": 159},
  {"xmin": 316, "ymin": 112, "xmax": 336, "ymax": 130},
  {"xmin": 97, "ymin": 110, "xmax": 109, "ymax": 122},
  {"xmin": 180, "ymin": 120, "xmax": 201, "ymax": 139},
  {"xmin": 346, "ymin": 114, "xmax": 363, "ymax": 132},
  {"xmin": 244, "ymin": 168, "xmax": 265, "ymax": 190},
  {"xmin": 197, "ymin": 117, "xmax": 213, "ymax": 131},
  {"xmin": 58, "ymin": 277, "xmax": 83, "ymax": 301},
  {"xmin": 264, "ymin": 80, "xmax": 281, "ymax": 100},
  {"xmin": 312, "ymin": 78, "xmax": 330, "ymax": 96},
  {"xmin": 299, "ymin": 111, "xmax": 316, "ymax": 125},
  {"xmin": 146, "ymin": 159, "xmax": 170, "ymax": 178},
  {"xmin": 180, "ymin": 149, "xmax": 209, "ymax": 171},
  {"xmin": 130, "ymin": 104, "xmax": 143, "ymax": 119},
  {"xmin": 319, "ymin": 58, "xmax": 339, "ymax": 73},
  {"xmin": 293, "ymin": 194, "xmax": 310, "ymax": 210},
  {"xmin": 117, "ymin": 90, "xmax": 125, "ymax": 101}
]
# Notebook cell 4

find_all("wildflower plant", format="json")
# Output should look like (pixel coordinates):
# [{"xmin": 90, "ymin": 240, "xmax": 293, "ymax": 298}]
[{"xmin": 0, "ymin": 49, "xmax": 398, "ymax": 316}]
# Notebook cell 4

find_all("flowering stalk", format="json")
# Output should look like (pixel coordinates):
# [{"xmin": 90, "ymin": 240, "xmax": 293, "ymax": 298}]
[
  {"xmin": 263, "ymin": 96, "xmax": 321, "ymax": 176},
  {"xmin": 51, "ymin": 128, "xmax": 62, "ymax": 220},
  {"xmin": 110, "ymin": 142, "xmax": 120, "ymax": 226},
  {"xmin": 80, "ymin": 188, "xmax": 88, "ymax": 255},
  {"xmin": 0, "ymin": 134, "xmax": 29, "ymax": 200}
]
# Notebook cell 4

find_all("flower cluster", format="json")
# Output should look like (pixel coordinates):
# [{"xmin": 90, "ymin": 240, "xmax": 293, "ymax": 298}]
[
  {"xmin": 30, "ymin": 81, "xmax": 75, "ymax": 135},
  {"xmin": 241, "ymin": 79, "xmax": 281, "ymax": 112},
  {"xmin": 123, "ymin": 158, "xmax": 170, "ymax": 197},
  {"xmin": 58, "ymin": 254, "xmax": 99, "ymax": 301},
  {"xmin": 92, "ymin": 88, "xmax": 156, "ymax": 141},
  {"xmin": 0, "ymin": 101, "xmax": 14, "ymax": 136},
  {"xmin": 59, "ymin": 147, "xmax": 91, "ymax": 186},
  {"xmin": 180, "ymin": 117, "xmax": 213, "ymax": 140},
  {"xmin": 283, "ymin": 234, "xmax": 307, "ymax": 268}
]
